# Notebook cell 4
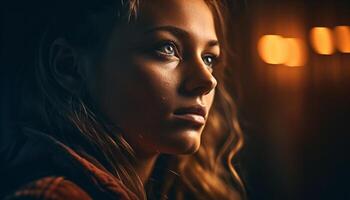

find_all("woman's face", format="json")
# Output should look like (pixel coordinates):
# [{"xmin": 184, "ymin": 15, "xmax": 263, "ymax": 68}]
[{"xmin": 87, "ymin": 0, "xmax": 219, "ymax": 156}]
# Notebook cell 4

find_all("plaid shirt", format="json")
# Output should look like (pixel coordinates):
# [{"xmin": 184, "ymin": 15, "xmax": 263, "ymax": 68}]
[{"xmin": 1, "ymin": 128, "xmax": 138, "ymax": 200}]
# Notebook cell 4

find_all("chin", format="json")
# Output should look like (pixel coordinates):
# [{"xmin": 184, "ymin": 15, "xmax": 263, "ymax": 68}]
[
  {"xmin": 180, "ymin": 143, "xmax": 200, "ymax": 154},
  {"xmin": 164, "ymin": 130, "xmax": 202, "ymax": 155}
]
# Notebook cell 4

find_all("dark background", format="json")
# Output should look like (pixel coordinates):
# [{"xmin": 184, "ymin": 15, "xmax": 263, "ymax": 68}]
[
  {"xmin": 1, "ymin": 0, "xmax": 350, "ymax": 199},
  {"xmin": 227, "ymin": 0, "xmax": 350, "ymax": 199}
]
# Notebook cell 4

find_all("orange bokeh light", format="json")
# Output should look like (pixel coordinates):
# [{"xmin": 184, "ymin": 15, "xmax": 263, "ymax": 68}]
[
  {"xmin": 258, "ymin": 35, "xmax": 307, "ymax": 67},
  {"xmin": 310, "ymin": 27, "xmax": 335, "ymax": 55},
  {"xmin": 334, "ymin": 26, "xmax": 350, "ymax": 53},
  {"xmin": 258, "ymin": 35, "xmax": 288, "ymax": 65},
  {"xmin": 284, "ymin": 38, "xmax": 307, "ymax": 67}
]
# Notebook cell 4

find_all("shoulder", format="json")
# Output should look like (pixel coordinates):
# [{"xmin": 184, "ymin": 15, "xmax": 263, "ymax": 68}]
[{"xmin": 4, "ymin": 176, "xmax": 92, "ymax": 200}]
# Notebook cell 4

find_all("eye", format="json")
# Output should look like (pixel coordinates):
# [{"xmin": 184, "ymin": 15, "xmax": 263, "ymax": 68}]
[
  {"xmin": 202, "ymin": 54, "xmax": 218, "ymax": 68},
  {"xmin": 155, "ymin": 42, "xmax": 179, "ymax": 57}
]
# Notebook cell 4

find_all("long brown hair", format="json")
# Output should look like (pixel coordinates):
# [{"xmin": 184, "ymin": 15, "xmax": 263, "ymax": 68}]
[{"xmin": 18, "ymin": 0, "xmax": 245, "ymax": 199}]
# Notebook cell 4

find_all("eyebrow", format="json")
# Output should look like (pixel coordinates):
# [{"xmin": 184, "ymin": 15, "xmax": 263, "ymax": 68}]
[{"xmin": 143, "ymin": 25, "xmax": 220, "ymax": 48}]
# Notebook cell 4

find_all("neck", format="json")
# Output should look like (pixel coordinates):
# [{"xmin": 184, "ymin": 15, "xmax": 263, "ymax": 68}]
[
  {"xmin": 133, "ymin": 153, "xmax": 159, "ymax": 184},
  {"xmin": 116, "ymin": 129, "xmax": 161, "ymax": 185}
]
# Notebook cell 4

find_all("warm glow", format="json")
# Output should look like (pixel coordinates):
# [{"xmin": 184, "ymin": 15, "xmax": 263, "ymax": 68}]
[
  {"xmin": 284, "ymin": 38, "xmax": 307, "ymax": 67},
  {"xmin": 334, "ymin": 26, "xmax": 350, "ymax": 53},
  {"xmin": 258, "ymin": 35, "xmax": 306, "ymax": 67},
  {"xmin": 258, "ymin": 35, "xmax": 288, "ymax": 64},
  {"xmin": 310, "ymin": 27, "xmax": 335, "ymax": 55}
]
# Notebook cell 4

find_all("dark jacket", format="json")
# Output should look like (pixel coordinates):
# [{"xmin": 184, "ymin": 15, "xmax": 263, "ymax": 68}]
[{"xmin": 0, "ymin": 127, "xmax": 138, "ymax": 200}]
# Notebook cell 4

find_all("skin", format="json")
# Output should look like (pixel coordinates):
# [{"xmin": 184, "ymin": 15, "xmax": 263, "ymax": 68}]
[{"xmin": 85, "ymin": 0, "xmax": 220, "ymax": 184}]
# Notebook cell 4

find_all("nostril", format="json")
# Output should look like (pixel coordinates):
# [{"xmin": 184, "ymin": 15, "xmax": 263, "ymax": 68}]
[{"xmin": 184, "ymin": 75, "xmax": 217, "ymax": 96}]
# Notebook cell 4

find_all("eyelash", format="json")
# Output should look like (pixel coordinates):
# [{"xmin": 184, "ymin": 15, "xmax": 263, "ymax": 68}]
[{"xmin": 153, "ymin": 40, "xmax": 219, "ymax": 69}]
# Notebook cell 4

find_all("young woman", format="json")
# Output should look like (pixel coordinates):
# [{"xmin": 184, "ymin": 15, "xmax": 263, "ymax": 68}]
[{"xmin": 1, "ymin": 0, "xmax": 245, "ymax": 199}]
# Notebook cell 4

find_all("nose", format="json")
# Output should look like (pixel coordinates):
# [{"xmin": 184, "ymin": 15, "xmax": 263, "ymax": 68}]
[{"xmin": 180, "ymin": 56, "xmax": 217, "ymax": 96}]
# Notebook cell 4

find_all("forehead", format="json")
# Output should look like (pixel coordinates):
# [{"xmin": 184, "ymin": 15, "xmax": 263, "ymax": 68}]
[{"xmin": 134, "ymin": 0, "xmax": 218, "ymax": 40}]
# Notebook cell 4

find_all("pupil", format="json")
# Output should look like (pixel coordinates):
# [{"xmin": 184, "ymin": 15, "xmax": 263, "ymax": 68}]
[
  {"xmin": 205, "ymin": 57, "xmax": 212, "ymax": 64},
  {"xmin": 165, "ymin": 45, "xmax": 173, "ymax": 53}
]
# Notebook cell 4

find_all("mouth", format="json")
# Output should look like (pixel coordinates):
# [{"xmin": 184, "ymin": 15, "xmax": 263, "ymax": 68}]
[{"xmin": 173, "ymin": 105, "xmax": 207, "ymax": 126}]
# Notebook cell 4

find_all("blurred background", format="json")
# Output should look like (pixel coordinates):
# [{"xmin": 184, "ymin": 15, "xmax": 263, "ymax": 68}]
[
  {"xmin": 1, "ymin": 0, "xmax": 350, "ymax": 199},
  {"xmin": 226, "ymin": 0, "xmax": 350, "ymax": 199}
]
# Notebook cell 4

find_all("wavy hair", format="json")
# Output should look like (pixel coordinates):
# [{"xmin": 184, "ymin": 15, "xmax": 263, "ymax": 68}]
[{"xmin": 18, "ymin": 0, "xmax": 245, "ymax": 199}]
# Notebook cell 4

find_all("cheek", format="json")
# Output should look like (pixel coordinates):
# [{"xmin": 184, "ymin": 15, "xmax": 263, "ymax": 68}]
[
  {"xmin": 94, "ymin": 57, "xmax": 179, "ymax": 132},
  {"xmin": 124, "ymin": 63, "xmax": 177, "ymax": 117}
]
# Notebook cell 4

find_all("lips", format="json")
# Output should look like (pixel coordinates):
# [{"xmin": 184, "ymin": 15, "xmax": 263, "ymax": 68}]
[{"xmin": 173, "ymin": 105, "xmax": 207, "ymax": 126}]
